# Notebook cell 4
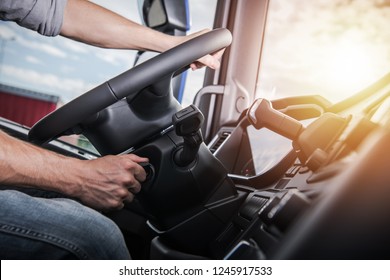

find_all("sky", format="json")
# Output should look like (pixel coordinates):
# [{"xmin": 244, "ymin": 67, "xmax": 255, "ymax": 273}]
[
  {"xmin": 0, "ymin": 0, "xmax": 217, "ymax": 104},
  {"xmin": 257, "ymin": 0, "xmax": 390, "ymax": 102}
]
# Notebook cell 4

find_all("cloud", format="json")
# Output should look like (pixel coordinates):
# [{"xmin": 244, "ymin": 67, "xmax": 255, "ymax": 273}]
[
  {"xmin": 62, "ymin": 40, "xmax": 89, "ymax": 54},
  {"xmin": 1, "ymin": 22, "xmax": 67, "ymax": 58},
  {"xmin": 25, "ymin": 55, "xmax": 43, "ymax": 65},
  {"xmin": 0, "ymin": 25, "xmax": 17, "ymax": 40},
  {"xmin": 59, "ymin": 65, "xmax": 76, "ymax": 74},
  {"xmin": 3, "ymin": 65, "xmax": 95, "ymax": 102},
  {"xmin": 17, "ymin": 36, "xmax": 67, "ymax": 58},
  {"xmin": 93, "ymin": 48, "xmax": 136, "ymax": 68}
]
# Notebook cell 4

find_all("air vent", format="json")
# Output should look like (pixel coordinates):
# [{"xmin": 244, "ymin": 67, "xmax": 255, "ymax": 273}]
[{"xmin": 209, "ymin": 131, "xmax": 231, "ymax": 153}]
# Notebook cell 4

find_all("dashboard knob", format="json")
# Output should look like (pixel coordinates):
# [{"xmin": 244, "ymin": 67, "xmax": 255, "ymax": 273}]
[{"xmin": 262, "ymin": 190, "xmax": 310, "ymax": 233}]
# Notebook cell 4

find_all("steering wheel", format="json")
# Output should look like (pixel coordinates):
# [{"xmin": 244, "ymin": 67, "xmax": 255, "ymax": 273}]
[{"xmin": 28, "ymin": 28, "xmax": 232, "ymax": 144}]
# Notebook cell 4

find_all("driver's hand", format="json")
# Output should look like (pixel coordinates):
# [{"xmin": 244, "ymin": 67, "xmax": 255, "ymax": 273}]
[
  {"xmin": 73, "ymin": 154, "xmax": 148, "ymax": 211},
  {"xmin": 178, "ymin": 29, "xmax": 226, "ymax": 71},
  {"xmin": 190, "ymin": 47, "xmax": 225, "ymax": 71}
]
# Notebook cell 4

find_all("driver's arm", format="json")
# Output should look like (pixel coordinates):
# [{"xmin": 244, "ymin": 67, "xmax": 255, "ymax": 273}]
[
  {"xmin": 0, "ymin": 130, "xmax": 147, "ymax": 211},
  {"xmin": 0, "ymin": 0, "xmax": 223, "ymax": 69},
  {"xmin": 61, "ymin": 0, "xmax": 223, "ymax": 70},
  {"xmin": 61, "ymin": 0, "xmax": 178, "ymax": 53}
]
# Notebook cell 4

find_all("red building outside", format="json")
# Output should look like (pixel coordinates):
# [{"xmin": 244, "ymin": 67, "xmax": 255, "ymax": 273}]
[{"xmin": 0, "ymin": 83, "xmax": 59, "ymax": 127}]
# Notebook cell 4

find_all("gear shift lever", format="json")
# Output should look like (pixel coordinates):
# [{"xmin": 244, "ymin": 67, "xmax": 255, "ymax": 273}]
[
  {"xmin": 172, "ymin": 105, "xmax": 204, "ymax": 167},
  {"xmin": 247, "ymin": 98, "xmax": 303, "ymax": 140}
]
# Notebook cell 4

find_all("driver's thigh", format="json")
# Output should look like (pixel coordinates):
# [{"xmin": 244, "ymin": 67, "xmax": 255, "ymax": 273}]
[{"xmin": 0, "ymin": 190, "xmax": 130, "ymax": 260}]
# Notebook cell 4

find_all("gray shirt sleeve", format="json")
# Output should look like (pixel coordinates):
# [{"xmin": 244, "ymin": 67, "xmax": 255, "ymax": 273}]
[{"xmin": 0, "ymin": 0, "xmax": 68, "ymax": 36}]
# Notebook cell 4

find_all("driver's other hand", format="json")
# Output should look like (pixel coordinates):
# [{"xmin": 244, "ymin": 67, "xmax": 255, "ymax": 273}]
[
  {"xmin": 179, "ymin": 29, "xmax": 226, "ymax": 71},
  {"xmin": 73, "ymin": 154, "xmax": 148, "ymax": 212}
]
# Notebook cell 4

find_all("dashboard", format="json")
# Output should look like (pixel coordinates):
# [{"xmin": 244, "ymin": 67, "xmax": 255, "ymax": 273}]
[{"xmin": 207, "ymin": 90, "xmax": 390, "ymax": 259}]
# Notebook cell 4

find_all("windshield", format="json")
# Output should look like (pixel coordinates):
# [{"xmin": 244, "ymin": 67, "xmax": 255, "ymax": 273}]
[
  {"xmin": 0, "ymin": 0, "xmax": 216, "ymax": 152},
  {"xmin": 0, "ymin": 0, "xmax": 215, "ymax": 105},
  {"xmin": 257, "ymin": 0, "xmax": 390, "ymax": 103}
]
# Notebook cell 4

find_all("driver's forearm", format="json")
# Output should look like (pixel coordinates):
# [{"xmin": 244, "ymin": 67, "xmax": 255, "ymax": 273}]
[
  {"xmin": 61, "ymin": 0, "xmax": 180, "ymax": 52},
  {"xmin": 0, "ymin": 130, "xmax": 82, "ymax": 196}
]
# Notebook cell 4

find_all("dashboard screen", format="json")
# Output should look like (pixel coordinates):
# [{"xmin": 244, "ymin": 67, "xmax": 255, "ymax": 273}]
[{"xmin": 242, "ymin": 126, "xmax": 292, "ymax": 176}]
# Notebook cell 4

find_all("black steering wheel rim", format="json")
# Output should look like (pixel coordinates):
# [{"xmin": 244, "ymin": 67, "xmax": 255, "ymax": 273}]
[{"xmin": 28, "ymin": 28, "xmax": 232, "ymax": 145}]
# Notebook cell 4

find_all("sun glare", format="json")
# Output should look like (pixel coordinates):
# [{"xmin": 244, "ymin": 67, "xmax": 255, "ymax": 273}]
[
  {"xmin": 327, "ymin": 42, "xmax": 377, "ymax": 96},
  {"xmin": 258, "ymin": 0, "xmax": 390, "ymax": 103}
]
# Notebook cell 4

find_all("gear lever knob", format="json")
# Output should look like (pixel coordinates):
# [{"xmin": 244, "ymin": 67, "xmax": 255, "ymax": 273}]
[
  {"xmin": 172, "ymin": 105, "xmax": 204, "ymax": 166},
  {"xmin": 247, "ymin": 99, "xmax": 303, "ymax": 140}
]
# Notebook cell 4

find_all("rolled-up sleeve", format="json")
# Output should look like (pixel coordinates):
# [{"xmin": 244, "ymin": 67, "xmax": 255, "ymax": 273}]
[{"xmin": 0, "ymin": 0, "xmax": 68, "ymax": 36}]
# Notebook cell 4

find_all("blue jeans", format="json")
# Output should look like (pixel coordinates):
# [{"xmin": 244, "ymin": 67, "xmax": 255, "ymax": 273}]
[{"xmin": 0, "ymin": 189, "xmax": 131, "ymax": 259}]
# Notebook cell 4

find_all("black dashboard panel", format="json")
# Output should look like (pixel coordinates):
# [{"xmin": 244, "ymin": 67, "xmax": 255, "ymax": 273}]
[{"xmin": 208, "ymin": 94, "xmax": 390, "ymax": 259}]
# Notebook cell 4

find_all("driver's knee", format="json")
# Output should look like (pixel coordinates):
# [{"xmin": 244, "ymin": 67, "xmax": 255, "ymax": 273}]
[{"xmin": 0, "ymin": 190, "xmax": 130, "ymax": 259}]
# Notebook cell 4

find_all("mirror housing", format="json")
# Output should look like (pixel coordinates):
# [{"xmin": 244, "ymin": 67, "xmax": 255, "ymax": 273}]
[{"xmin": 140, "ymin": 0, "xmax": 190, "ymax": 34}]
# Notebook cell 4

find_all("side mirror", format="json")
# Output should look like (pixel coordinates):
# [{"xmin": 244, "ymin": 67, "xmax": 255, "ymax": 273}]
[
  {"xmin": 139, "ymin": 0, "xmax": 190, "ymax": 34},
  {"xmin": 136, "ymin": 0, "xmax": 191, "ymax": 103}
]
